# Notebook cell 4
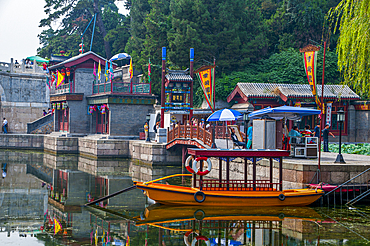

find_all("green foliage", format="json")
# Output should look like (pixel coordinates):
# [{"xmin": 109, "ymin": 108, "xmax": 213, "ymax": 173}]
[
  {"xmin": 328, "ymin": 143, "xmax": 370, "ymax": 156},
  {"xmin": 329, "ymin": 0, "xmax": 370, "ymax": 98}
]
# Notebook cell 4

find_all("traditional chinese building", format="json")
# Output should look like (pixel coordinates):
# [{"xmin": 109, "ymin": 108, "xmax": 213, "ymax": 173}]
[
  {"xmin": 227, "ymin": 82, "xmax": 365, "ymax": 141},
  {"xmin": 48, "ymin": 51, "xmax": 155, "ymax": 136}
]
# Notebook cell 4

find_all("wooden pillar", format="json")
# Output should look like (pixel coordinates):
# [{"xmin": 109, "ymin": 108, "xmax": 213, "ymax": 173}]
[
  {"xmin": 253, "ymin": 156, "xmax": 256, "ymax": 191},
  {"xmin": 244, "ymin": 158, "xmax": 248, "ymax": 186},
  {"xmin": 182, "ymin": 146, "xmax": 186, "ymax": 185},
  {"xmin": 189, "ymin": 48, "xmax": 194, "ymax": 120},
  {"xmin": 226, "ymin": 157, "xmax": 230, "ymax": 191},
  {"xmin": 270, "ymin": 158, "xmax": 273, "ymax": 189},
  {"xmin": 199, "ymin": 160, "xmax": 203, "ymax": 190},
  {"xmin": 219, "ymin": 158, "xmax": 222, "ymax": 189},
  {"xmin": 279, "ymin": 157, "xmax": 283, "ymax": 191}
]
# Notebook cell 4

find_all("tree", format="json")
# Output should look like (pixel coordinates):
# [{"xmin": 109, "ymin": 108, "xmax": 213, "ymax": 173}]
[
  {"xmin": 38, "ymin": 0, "xmax": 123, "ymax": 58},
  {"xmin": 329, "ymin": 0, "xmax": 370, "ymax": 98}
]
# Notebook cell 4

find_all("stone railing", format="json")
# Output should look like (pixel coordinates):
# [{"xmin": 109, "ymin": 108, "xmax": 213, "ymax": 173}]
[
  {"xmin": 27, "ymin": 113, "xmax": 53, "ymax": 134},
  {"xmin": 0, "ymin": 58, "xmax": 46, "ymax": 74}
]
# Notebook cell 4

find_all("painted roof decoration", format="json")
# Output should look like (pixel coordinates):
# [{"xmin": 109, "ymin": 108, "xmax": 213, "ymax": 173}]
[
  {"xmin": 227, "ymin": 83, "xmax": 360, "ymax": 102},
  {"xmin": 165, "ymin": 68, "xmax": 193, "ymax": 82}
]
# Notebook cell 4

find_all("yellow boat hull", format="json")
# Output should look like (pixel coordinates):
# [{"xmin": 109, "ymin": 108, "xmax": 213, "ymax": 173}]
[{"xmin": 134, "ymin": 182, "xmax": 324, "ymax": 207}]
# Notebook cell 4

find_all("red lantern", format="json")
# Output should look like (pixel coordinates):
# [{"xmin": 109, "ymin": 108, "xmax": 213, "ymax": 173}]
[
  {"xmin": 61, "ymin": 68, "xmax": 66, "ymax": 76},
  {"xmin": 66, "ymin": 67, "xmax": 71, "ymax": 76}
]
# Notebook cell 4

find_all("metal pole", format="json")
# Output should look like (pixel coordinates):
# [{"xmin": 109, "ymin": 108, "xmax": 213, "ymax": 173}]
[
  {"xmin": 160, "ymin": 47, "xmax": 166, "ymax": 128},
  {"xmin": 190, "ymin": 48, "xmax": 194, "ymax": 120}
]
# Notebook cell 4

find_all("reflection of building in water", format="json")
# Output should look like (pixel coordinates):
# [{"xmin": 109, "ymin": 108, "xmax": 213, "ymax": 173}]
[{"xmin": 43, "ymin": 152, "xmax": 79, "ymax": 170}]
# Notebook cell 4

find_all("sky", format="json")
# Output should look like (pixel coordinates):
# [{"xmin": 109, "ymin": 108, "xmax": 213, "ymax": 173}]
[{"xmin": 0, "ymin": 0, "xmax": 128, "ymax": 62}]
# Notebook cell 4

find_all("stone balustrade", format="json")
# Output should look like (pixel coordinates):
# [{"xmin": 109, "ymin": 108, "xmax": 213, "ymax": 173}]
[{"xmin": 0, "ymin": 58, "xmax": 46, "ymax": 74}]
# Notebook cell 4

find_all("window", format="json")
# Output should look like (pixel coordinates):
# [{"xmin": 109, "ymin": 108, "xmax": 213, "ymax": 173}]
[
  {"xmin": 254, "ymin": 105, "xmax": 262, "ymax": 110},
  {"xmin": 331, "ymin": 114, "xmax": 338, "ymax": 130}
]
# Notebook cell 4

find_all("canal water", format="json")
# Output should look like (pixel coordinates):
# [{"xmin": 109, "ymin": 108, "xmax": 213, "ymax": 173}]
[{"xmin": 1, "ymin": 149, "xmax": 369, "ymax": 245}]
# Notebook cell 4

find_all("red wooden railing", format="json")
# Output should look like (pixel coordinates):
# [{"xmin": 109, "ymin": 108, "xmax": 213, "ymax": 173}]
[
  {"xmin": 167, "ymin": 124, "xmax": 214, "ymax": 147},
  {"xmin": 200, "ymin": 179, "xmax": 280, "ymax": 191}
]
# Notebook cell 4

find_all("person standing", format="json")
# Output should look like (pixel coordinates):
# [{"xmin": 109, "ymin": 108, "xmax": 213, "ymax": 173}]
[
  {"xmin": 322, "ymin": 124, "xmax": 335, "ymax": 152},
  {"xmin": 2, "ymin": 118, "xmax": 8, "ymax": 134},
  {"xmin": 144, "ymin": 122, "xmax": 149, "ymax": 141},
  {"xmin": 247, "ymin": 122, "xmax": 253, "ymax": 149},
  {"xmin": 314, "ymin": 123, "xmax": 320, "ymax": 138}
]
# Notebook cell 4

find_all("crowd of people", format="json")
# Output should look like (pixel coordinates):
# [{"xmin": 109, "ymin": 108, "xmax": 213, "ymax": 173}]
[{"xmin": 288, "ymin": 124, "xmax": 335, "ymax": 152}]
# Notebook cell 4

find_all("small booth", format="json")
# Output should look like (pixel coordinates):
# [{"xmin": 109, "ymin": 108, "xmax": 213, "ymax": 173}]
[{"xmin": 290, "ymin": 136, "xmax": 318, "ymax": 158}]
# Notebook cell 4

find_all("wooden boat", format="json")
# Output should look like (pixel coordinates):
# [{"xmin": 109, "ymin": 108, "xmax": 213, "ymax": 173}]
[
  {"xmin": 133, "ymin": 204, "xmax": 323, "ymax": 225},
  {"xmin": 134, "ymin": 148, "xmax": 324, "ymax": 206}
]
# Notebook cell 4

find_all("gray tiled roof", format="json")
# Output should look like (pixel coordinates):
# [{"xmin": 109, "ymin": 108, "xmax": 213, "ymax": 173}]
[
  {"xmin": 236, "ymin": 83, "xmax": 360, "ymax": 99},
  {"xmin": 165, "ymin": 73, "xmax": 193, "ymax": 82}
]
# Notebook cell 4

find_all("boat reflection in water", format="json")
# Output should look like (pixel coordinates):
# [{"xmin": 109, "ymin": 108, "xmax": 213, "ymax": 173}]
[{"xmin": 132, "ymin": 204, "xmax": 323, "ymax": 245}]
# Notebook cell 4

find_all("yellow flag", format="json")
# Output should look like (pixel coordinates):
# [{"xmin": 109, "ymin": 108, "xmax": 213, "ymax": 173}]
[
  {"xmin": 126, "ymin": 235, "xmax": 130, "ymax": 246},
  {"xmin": 56, "ymin": 71, "xmax": 65, "ymax": 88},
  {"xmin": 98, "ymin": 60, "xmax": 101, "ymax": 81},
  {"xmin": 129, "ymin": 58, "xmax": 133, "ymax": 79},
  {"xmin": 54, "ymin": 218, "xmax": 62, "ymax": 235}
]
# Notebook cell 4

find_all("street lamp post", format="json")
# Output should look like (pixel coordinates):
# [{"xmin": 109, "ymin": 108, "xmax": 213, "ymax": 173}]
[
  {"xmin": 146, "ymin": 114, "xmax": 151, "ymax": 142},
  {"xmin": 243, "ymin": 112, "xmax": 250, "ymax": 147},
  {"xmin": 334, "ymin": 109, "xmax": 346, "ymax": 163}
]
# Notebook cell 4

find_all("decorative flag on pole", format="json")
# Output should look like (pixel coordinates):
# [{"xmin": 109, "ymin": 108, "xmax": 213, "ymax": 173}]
[
  {"xmin": 46, "ymin": 77, "xmax": 51, "ymax": 90},
  {"xmin": 56, "ymin": 70, "xmax": 65, "ymax": 88},
  {"xmin": 129, "ymin": 58, "xmax": 133, "ymax": 79},
  {"xmin": 93, "ymin": 62, "xmax": 96, "ymax": 80},
  {"xmin": 98, "ymin": 60, "xmax": 101, "ymax": 82},
  {"xmin": 148, "ymin": 58, "xmax": 151, "ymax": 83},
  {"xmin": 129, "ymin": 58, "xmax": 133, "ymax": 93},
  {"xmin": 54, "ymin": 218, "xmax": 62, "ymax": 235},
  {"xmin": 126, "ymin": 235, "xmax": 130, "ymax": 246},
  {"xmin": 105, "ymin": 60, "xmax": 109, "ymax": 81},
  {"xmin": 195, "ymin": 65, "xmax": 216, "ymax": 112},
  {"xmin": 109, "ymin": 59, "xmax": 114, "ymax": 81},
  {"xmin": 300, "ymin": 44, "xmax": 322, "ymax": 109}
]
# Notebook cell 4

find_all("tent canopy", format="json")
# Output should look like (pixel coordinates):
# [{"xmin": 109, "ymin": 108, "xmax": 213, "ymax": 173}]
[
  {"xmin": 248, "ymin": 105, "xmax": 321, "ymax": 120},
  {"xmin": 207, "ymin": 108, "xmax": 243, "ymax": 122},
  {"xmin": 26, "ymin": 56, "xmax": 49, "ymax": 63}
]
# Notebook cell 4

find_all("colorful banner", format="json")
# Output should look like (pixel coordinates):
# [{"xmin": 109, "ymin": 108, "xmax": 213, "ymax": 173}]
[
  {"xmin": 303, "ymin": 51, "xmax": 321, "ymax": 109},
  {"xmin": 129, "ymin": 58, "xmax": 133, "ymax": 79},
  {"xmin": 54, "ymin": 218, "xmax": 62, "ymax": 235},
  {"xmin": 326, "ymin": 103, "xmax": 332, "ymax": 126},
  {"xmin": 148, "ymin": 58, "xmax": 151, "ymax": 83},
  {"xmin": 105, "ymin": 60, "xmax": 109, "ymax": 82},
  {"xmin": 56, "ymin": 70, "xmax": 65, "ymax": 88},
  {"xmin": 195, "ymin": 65, "xmax": 216, "ymax": 111},
  {"xmin": 98, "ymin": 60, "xmax": 101, "ymax": 82}
]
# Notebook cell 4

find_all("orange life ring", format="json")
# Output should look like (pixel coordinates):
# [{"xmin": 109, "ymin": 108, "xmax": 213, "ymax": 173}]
[
  {"xmin": 192, "ymin": 157, "xmax": 212, "ymax": 176},
  {"xmin": 184, "ymin": 230, "xmax": 198, "ymax": 246},
  {"xmin": 185, "ymin": 156, "xmax": 195, "ymax": 173},
  {"xmin": 191, "ymin": 235, "xmax": 211, "ymax": 246}
]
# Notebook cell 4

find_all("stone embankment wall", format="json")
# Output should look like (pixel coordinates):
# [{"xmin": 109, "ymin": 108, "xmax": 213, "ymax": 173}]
[
  {"xmin": 0, "ymin": 134, "xmax": 182, "ymax": 165},
  {"xmin": 0, "ymin": 71, "xmax": 49, "ymax": 133}
]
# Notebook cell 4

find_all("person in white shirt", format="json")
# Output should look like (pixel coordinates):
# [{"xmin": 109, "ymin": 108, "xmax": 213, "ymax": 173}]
[{"xmin": 2, "ymin": 118, "xmax": 8, "ymax": 134}]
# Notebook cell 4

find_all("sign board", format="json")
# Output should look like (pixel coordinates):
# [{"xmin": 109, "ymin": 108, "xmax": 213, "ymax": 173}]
[{"xmin": 326, "ymin": 103, "xmax": 332, "ymax": 126}]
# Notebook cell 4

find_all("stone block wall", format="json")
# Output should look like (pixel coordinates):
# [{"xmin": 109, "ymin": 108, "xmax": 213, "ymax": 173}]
[
  {"xmin": 44, "ymin": 135, "xmax": 79, "ymax": 154},
  {"xmin": 0, "ymin": 134, "xmax": 44, "ymax": 150},
  {"xmin": 0, "ymin": 71, "xmax": 49, "ymax": 133},
  {"xmin": 108, "ymin": 103, "xmax": 153, "ymax": 136},
  {"xmin": 78, "ymin": 156, "xmax": 130, "ymax": 175}
]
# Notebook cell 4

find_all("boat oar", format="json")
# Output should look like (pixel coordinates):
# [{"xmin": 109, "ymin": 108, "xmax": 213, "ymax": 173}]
[{"xmin": 84, "ymin": 185, "xmax": 136, "ymax": 207}]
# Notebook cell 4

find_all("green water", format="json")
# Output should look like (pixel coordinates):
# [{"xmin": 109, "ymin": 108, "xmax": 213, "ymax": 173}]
[{"xmin": 0, "ymin": 149, "xmax": 369, "ymax": 245}]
